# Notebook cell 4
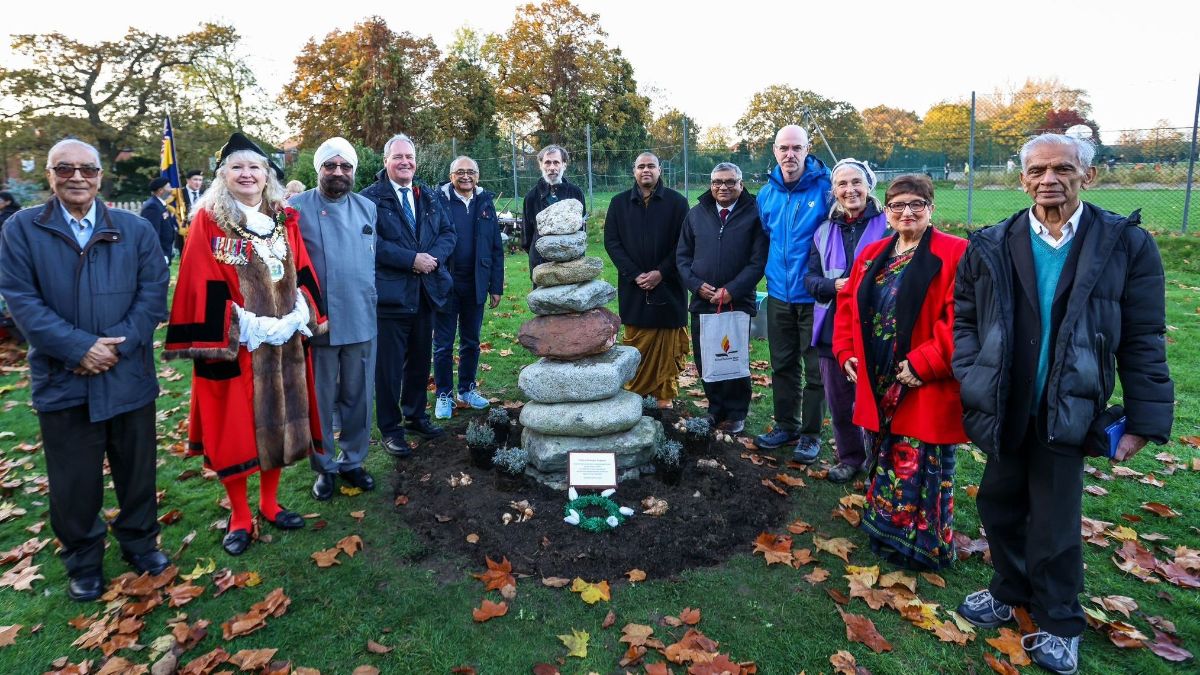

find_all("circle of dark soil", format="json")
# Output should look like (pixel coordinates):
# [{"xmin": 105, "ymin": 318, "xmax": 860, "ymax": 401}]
[{"xmin": 389, "ymin": 410, "xmax": 795, "ymax": 581}]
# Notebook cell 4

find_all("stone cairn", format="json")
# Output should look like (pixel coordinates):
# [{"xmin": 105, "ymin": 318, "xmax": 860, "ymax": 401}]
[{"xmin": 517, "ymin": 199, "xmax": 665, "ymax": 489}]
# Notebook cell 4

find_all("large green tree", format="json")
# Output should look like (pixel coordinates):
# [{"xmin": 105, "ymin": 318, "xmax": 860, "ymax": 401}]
[
  {"xmin": 648, "ymin": 109, "xmax": 700, "ymax": 157},
  {"xmin": 429, "ymin": 27, "xmax": 499, "ymax": 145},
  {"xmin": 281, "ymin": 17, "xmax": 440, "ymax": 150},
  {"xmin": 861, "ymin": 105, "xmax": 920, "ymax": 163},
  {"xmin": 482, "ymin": 0, "xmax": 650, "ymax": 153},
  {"xmin": 735, "ymin": 85, "xmax": 870, "ymax": 158},
  {"xmin": 0, "ymin": 24, "xmax": 238, "ymax": 174},
  {"xmin": 914, "ymin": 102, "xmax": 975, "ymax": 164}
]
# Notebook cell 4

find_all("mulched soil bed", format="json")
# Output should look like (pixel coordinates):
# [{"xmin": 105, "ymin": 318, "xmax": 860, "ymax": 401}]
[{"xmin": 389, "ymin": 409, "xmax": 799, "ymax": 581}]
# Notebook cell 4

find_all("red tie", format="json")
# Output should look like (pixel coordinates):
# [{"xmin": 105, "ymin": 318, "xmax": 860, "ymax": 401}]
[{"xmin": 720, "ymin": 208, "xmax": 729, "ymax": 223}]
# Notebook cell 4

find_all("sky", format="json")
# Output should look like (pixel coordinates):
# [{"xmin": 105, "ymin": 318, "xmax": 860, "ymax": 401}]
[{"xmin": 4, "ymin": 0, "xmax": 1197, "ymax": 138}]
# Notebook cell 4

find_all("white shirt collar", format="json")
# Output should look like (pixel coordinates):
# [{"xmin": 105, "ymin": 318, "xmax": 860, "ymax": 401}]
[
  {"xmin": 715, "ymin": 201, "xmax": 736, "ymax": 217},
  {"xmin": 60, "ymin": 200, "xmax": 97, "ymax": 228},
  {"xmin": 1029, "ymin": 201, "xmax": 1083, "ymax": 249}
]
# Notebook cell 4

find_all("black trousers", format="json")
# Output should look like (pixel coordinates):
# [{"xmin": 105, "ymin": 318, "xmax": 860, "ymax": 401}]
[
  {"xmin": 376, "ymin": 297, "xmax": 434, "ymax": 439},
  {"xmin": 976, "ymin": 418, "xmax": 1086, "ymax": 637},
  {"xmin": 39, "ymin": 402, "xmax": 160, "ymax": 577},
  {"xmin": 690, "ymin": 313, "xmax": 751, "ymax": 423}
]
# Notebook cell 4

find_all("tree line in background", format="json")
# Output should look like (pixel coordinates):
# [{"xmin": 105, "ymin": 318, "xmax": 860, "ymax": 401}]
[{"xmin": 0, "ymin": 0, "xmax": 1192, "ymax": 199}]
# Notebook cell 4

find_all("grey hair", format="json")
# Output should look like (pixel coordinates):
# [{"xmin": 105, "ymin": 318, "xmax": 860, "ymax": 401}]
[
  {"xmin": 710, "ymin": 162, "xmax": 742, "ymax": 180},
  {"xmin": 383, "ymin": 133, "xmax": 416, "ymax": 157},
  {"xmin": 1019, "ymin": 133, "xmax": 1096, "ymax": 172},
  {"xmin": 829, "ymin": 158, "xmax": 883, "ymax": 219},
  {"xmin": 537, "ymin": 144, "xmax": 569, "ymax": 164},
  {"xmin": 632, "ymin": 152, "xmax": 660, "ymax": 170},
  {"xmin": 449, "ymin": 155, "xmax": 479, "ymax": 174},
  {"xmin": 198, "ymin": 149, "xmax": 286, "ymax": 228},
  {"xmin": 47, "ymin": 138, "xmax": 102, "ymax": 167}
]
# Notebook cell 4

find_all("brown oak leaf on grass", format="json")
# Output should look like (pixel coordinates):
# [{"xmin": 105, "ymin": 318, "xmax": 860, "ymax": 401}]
[
  {"xmin": 180, "ymin": 647, "xmax": 230, "ymax": 675},
  {"xmin": 933, "ymin": 620, "xmax": 975, "ymax": 645},
  {"xmin": 221, "ymin": 588, "xmax": 290, "ymax": 640},
  {"xmin": 336, "ymin": 534, "xmax": 363, "ymax": 556},
  {"xmin": 166, "ymin": 582, "xmax": 205, "ymax": 608},
  {"xmin": 986, "ymin": 627, "xmax": 1032, "ymax": 666},
  {"xmin": 626, "ymin": 568, "xmax": 647, "ymax": 582},
  {"xmin": 471, "ymin": 599, "xmax": 508, "ymax": 622},
  {"xmin": 663, "ymin": 628, "xmax": 720, "ymax": 664},
  {"xmin": 679, "ymin": 607, "xmax": 702, "ymax": 625},
  {"xmin": 0, "ymin": 557, "xmax": 42, "ymax": 591},
  {"xmin": 366, "ymin": 639, "xmax": 394, "ymax": 654},
  {"xmin": 814, "ymin": 535, "xmax": 857, "ymax": 563},
  {"xmin": 227, "ymin": 648, "xmax": 278, "ymax": 670},
  {"xmin": 984, "ymin": 652, "xmax": 1020, "ymax": 675},
  {"xmin": 472, "ymin": 556, "xmax": 515, "ymax": 591},
  {"xmin": 837, "ymin": 607, "xmax": 892, "ymax": 653},
  {"xmin": 0, "ymin": 625, "xmax": 20, "ymax": 647},
  {"xmin": 804, "ymin": 567, "xmax": 830, "ymax": 584}
]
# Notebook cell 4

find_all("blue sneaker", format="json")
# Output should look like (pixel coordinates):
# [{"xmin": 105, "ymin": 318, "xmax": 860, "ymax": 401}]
[
  {"xmin": 793, "ymin": 436, "xmax": 821, "ymax": 464},
  {"xmin": 457, "ymin": 387, "xmax": 490, "ymax": 410},
  {"xmin": 434, "ymin": 393, "xmax": 454, "ymax": 420},
  {"xmin": 1022, "ymin": 631, "xmax": 1080, "ymax": 675},
  {"xmin": 755, "ymin": 427, "xmax": 800, "ymax": 450},
  {"xmin": 957, "ymin": 589, "xmax": 1015, "ymax": 628}
]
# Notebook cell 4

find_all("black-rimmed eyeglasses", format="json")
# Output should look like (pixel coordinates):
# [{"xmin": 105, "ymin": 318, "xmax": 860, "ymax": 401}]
[
  {"xmin": 885, "ymin": 200, "xmax": 930, "ymax": 214},
  {"xmin": 51, "ymin": 165, "xmax": 100, "ymax": 179}
]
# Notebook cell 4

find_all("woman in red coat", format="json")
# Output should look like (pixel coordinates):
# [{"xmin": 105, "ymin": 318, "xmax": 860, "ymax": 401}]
[
  {"xmin": 164, "ymin": 133, "xmax": 327, "ymax": 556},
  {"xmin": 832, "ymin": 174, "xmax": 967, "ymax": 570}
]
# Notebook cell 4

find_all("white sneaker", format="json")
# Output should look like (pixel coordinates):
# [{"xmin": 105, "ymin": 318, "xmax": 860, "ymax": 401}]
[
  {"xmin": 434, "ymin": 393, "xmax": 454, "ymax": 419},
  {"xmin": 457, "ymin": 388, "xmax": 489, "ymax": 410}
]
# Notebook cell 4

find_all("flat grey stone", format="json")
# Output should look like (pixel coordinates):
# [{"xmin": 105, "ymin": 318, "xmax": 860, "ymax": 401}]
[
  {"xmin": 518, "ymin": 345, "xmax": 641, "ymax": 403},
  {"xmin": 523, "ymin": 416, "xmax": 664, "ymax": 473},
  {"xmin": 534, "ymin": 231, "xmax": 587, "ymax": 262},
  {"xmin": 519, "ymin": 389, "xmax": 643, "ymax": 437},
  {"xmin": 531, "ymin": 256, "xmax": 604, "ymax": 287},
  {"xmin": 527, "ymin": 279, "xmax": 616, "ymax": 315},
  {"xmin": 536, "ymin": 198, "xmax": 584, "ymax": 235}
]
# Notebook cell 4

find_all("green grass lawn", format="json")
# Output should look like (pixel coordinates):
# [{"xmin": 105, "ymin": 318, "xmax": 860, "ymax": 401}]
[{"xmin": 0, "ymin": 213, "xmax": 1197, "ymax": 673}]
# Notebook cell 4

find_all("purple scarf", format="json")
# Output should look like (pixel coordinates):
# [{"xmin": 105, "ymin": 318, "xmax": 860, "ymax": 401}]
[{"xmin": 811, "ymin": 210, "xmax": 889, "ymax": 346}]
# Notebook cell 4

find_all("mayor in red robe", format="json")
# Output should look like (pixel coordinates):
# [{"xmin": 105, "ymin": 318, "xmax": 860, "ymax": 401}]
[{"xmin": 164, "ymin": 133, "xmax": 327, "ymax": 555}]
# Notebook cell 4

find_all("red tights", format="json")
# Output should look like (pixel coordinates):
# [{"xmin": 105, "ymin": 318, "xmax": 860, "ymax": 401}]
[{"xmin": 223, "ymin": 468, "xmax": 283, "ymax": 532}]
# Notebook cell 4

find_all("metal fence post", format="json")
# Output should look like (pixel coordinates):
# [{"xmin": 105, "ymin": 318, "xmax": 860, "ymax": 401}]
[
  {"xmin": 451, "ymin": 137, "xmax": 457, "ymax": 158},
  {"xmin": 510, "ymin": 129, "xmax": 519, "ymax": 210},
  {"xmin": 1183, "ymin": 72, "xmax": 1200, "ymax": 233},
  {"xmin": 967, "ymin": 91, "xmax": 976, "ymax": 226},
  {"xmin": 682, "ymin": 118, "xmax": 689, "ymax": 198},
  {"xmin": 585, "ymin": 123, "xmax": 594, "ymax": 215}
]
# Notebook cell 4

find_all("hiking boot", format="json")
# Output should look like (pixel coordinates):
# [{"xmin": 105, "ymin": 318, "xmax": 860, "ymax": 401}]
[
  {"xmin": 434, "ymin": 393, "xmax": 454, "ymax": 420},
  {"xmin": 827, "ymin": 462, "xmax": 859, "ymax": 483},
  {"xmin": 1022, "ymin": 631, "xmax": 1080, "ymax": 675},
  {"xmin": 957, "ymin": 589, "xmax": 1016, "ymax": 628},
  {"xmin": 457, "ymin": 387, "xmax": 490, "ymax": 410},
  {"xmin": 754, "ymin": 428, "xmax": 800, "ymax": 450},
  {"xmin": 792, "ymin": 436, "xmax": 821, "ymax": 464}
]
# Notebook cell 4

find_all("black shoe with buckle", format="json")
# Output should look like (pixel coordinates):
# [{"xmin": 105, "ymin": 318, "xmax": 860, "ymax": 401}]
[
  {"xmin": 123, "ymin": 548, "xmax": 170, "ymax": 576},
  {"xmin": 340, "ymin": 467, "xmax": 375, "ymax": 491},
  {"xmin": 381, "ymin": 435, "xmax": 411, "ymax": 458},
  {"xmin": 312, "ymin": 472, "xmax": 336, "ymax": 501},
  {"xmin": 67, "ymin": 573, "xmax": 104, "ymax": 602},
  {"xmin": 405, "ymin": 418, "xmax": 444, "ymax": 439},
  {"xmin": 222, "ymin": 529, "xmax": 252, "ymax": 556},
  {"xmin": 259, "ymin": 508, "xmax": 305, "ymax": 530}
]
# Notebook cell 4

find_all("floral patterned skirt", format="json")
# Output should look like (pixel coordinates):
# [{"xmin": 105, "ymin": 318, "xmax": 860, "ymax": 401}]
[{"xmin": 862, "ymin": 434, "xmax": 957, "ymax": 571}]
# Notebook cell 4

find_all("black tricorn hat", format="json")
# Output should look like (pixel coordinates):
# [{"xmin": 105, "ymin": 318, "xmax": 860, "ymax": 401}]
[
  {"xmin": 217, "ymin": 132, "xmax": 285, "ymax": 182},
  {"xmin": 148, "ymin": 176, "xmax": 170, "ymax": 192}
]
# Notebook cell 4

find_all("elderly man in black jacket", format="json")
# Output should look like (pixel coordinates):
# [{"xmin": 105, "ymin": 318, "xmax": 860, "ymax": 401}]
[
  {"xmin": 360, "ymin": 133, "xmax": 456, "ymax": 455},
  {"xmin": 604, "ymin": 152, "xmax": 690, "ymax": 409},
  {"xmin": 522, "ymin": 144, "xmax": 585, "ymax": 279},
  {"xmin": 0, "ymin": 139, "xmax": 170, "ymax": 601},
  {"xmin": 677, "ymin": 162, "xmax": 769, "ymax": 434},
  {"xmin": 953, "ymin": 133, "xmax": 1173, "ymax": 675}
]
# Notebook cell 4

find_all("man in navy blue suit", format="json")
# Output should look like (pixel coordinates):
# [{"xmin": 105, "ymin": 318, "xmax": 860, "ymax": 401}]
[{"xmin": 139, "ymin": 177, "xmax": 178, "ymax": 263}]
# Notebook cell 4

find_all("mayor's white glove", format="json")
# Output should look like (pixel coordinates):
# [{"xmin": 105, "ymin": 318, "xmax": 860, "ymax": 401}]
[
  {"xmin": 262, "ymin": 293, "xmax": 313, "ymax": 346},
  {"xmin": 234, "ymin": 305, "xmax": 281, "ymax": 352}
]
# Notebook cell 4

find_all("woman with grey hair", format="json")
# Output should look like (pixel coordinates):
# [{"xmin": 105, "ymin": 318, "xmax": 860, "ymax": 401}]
[
  {"xmin": 164, "ymin": 133, "xmax": 328, "ymax": 556},
  {"xmin": 804, "ymin": 158, "xmax": 889, "ymax": 482}
]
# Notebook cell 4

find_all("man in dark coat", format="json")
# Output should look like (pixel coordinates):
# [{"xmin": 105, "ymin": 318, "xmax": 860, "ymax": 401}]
[
  {"xmin": 432, "ymin": 156, "xmax": 504, "ymax": 419},
  {"xmin": 139, "ymin": 176, "xmax": 179, "ymax": 262},
  {"xmin": 953, "ymin": 133, "xmax": 1174, "ymax": 675},
  {"xmin": 360, "ymin": 133, "xmax": 455, "ymax": 455},
  {"xmin": 522, "ymin": 144, "xmax": 585, "ymax": 279},
  {"xmin": 180, "ymin": 169, "xmax": 205, "ymax": 250},
  {"xmin": 604, "ymin": 152, "xmax": 690, "ymax": 408},
  {"xmin": 676, "ymin": 162, "xmax": 769, "ymax": 433},
  {"xmin": 0, "ymin": 139, "xmax": 170, "ymax": 601}
]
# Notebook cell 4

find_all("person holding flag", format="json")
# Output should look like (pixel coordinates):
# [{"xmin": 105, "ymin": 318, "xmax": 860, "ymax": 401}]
[{"xmin": 158, "ymin": 115, "xmax": 186, "ymax": 256}]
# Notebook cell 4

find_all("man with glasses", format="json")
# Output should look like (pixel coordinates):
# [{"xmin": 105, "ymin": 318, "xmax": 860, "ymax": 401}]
[
  {"xmin": 431, "ymin": 156, "xmax": 503, "ymax": 420},
  {"xmin": 603, "ymin": 152, "xmax": 690, "ymax": 411},
  {"xmin": 522, "ymin": 144, "xmax": 585, "ymax": 280},
  {"xmin": 0, "ymin": 139, "xmax": 170, "ymax": 601},
  {"xmin": 954, "ymin": 133, "xmax": 1173, "ymax": 674},
  {"xmin": 753, "ymin": 125, "xmax": 832, "ymax": 462},
  {"xmin": 361, "ymin": 133, "xmax": 455, "ymax": 456},
  {"xmin": 292, "ymin": 137, "xmax": 380, "ymax": 500},
  {"xmin": 676, "ymin": 163, "xmax": 768, "ymax": 433}
]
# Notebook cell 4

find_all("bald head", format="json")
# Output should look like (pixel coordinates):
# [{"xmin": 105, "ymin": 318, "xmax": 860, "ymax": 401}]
[{"xmin": 773, "ymin": 125, "xmax": 811, "ymax": 182}]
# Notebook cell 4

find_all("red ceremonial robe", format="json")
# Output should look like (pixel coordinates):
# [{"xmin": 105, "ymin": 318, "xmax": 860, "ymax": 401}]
[{"xmin": 164, "ymin": 206, "xmax": 327, "ymax": 482}]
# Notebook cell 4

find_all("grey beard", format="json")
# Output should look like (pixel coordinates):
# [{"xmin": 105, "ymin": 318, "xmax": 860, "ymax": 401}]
[{"xmin": 542, "ymin": 174, "xmax": 562, "ymax": 185}]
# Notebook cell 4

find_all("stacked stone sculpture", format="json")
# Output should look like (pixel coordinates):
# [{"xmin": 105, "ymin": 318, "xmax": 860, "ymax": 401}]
[{"xmin": 517, "ymin": 199, "xmax": 664, "ymax": 488}]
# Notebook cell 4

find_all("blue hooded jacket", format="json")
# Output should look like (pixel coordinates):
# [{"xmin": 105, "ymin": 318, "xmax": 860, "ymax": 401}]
[{"xmin": 757, "ymin": 155, "xmax": 832, "ymax": 303}]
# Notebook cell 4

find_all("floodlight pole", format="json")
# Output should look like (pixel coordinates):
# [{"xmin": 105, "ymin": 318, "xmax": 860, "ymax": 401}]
[
  {"xmin": 682, "ymin": 118, "xmax": 689, "ymax": 198},
  {"xmin": 1183, "ymin": 72, "xmax": 1199, "ymax": 233},
  {"xmin": 968, "ymin": 91, "xmax": 977, "ymax": 225}
]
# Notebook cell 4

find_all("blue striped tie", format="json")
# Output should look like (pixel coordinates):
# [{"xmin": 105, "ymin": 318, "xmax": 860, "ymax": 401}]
[{"xmin": 398, "ymin": 187, "xmax": 415, "ymax": 235}]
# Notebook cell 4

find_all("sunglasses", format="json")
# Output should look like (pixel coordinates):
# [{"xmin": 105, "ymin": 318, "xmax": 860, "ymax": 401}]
[{"xmin": 51, "ymin": 164, "xmax": 101, "ymax": 179}]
